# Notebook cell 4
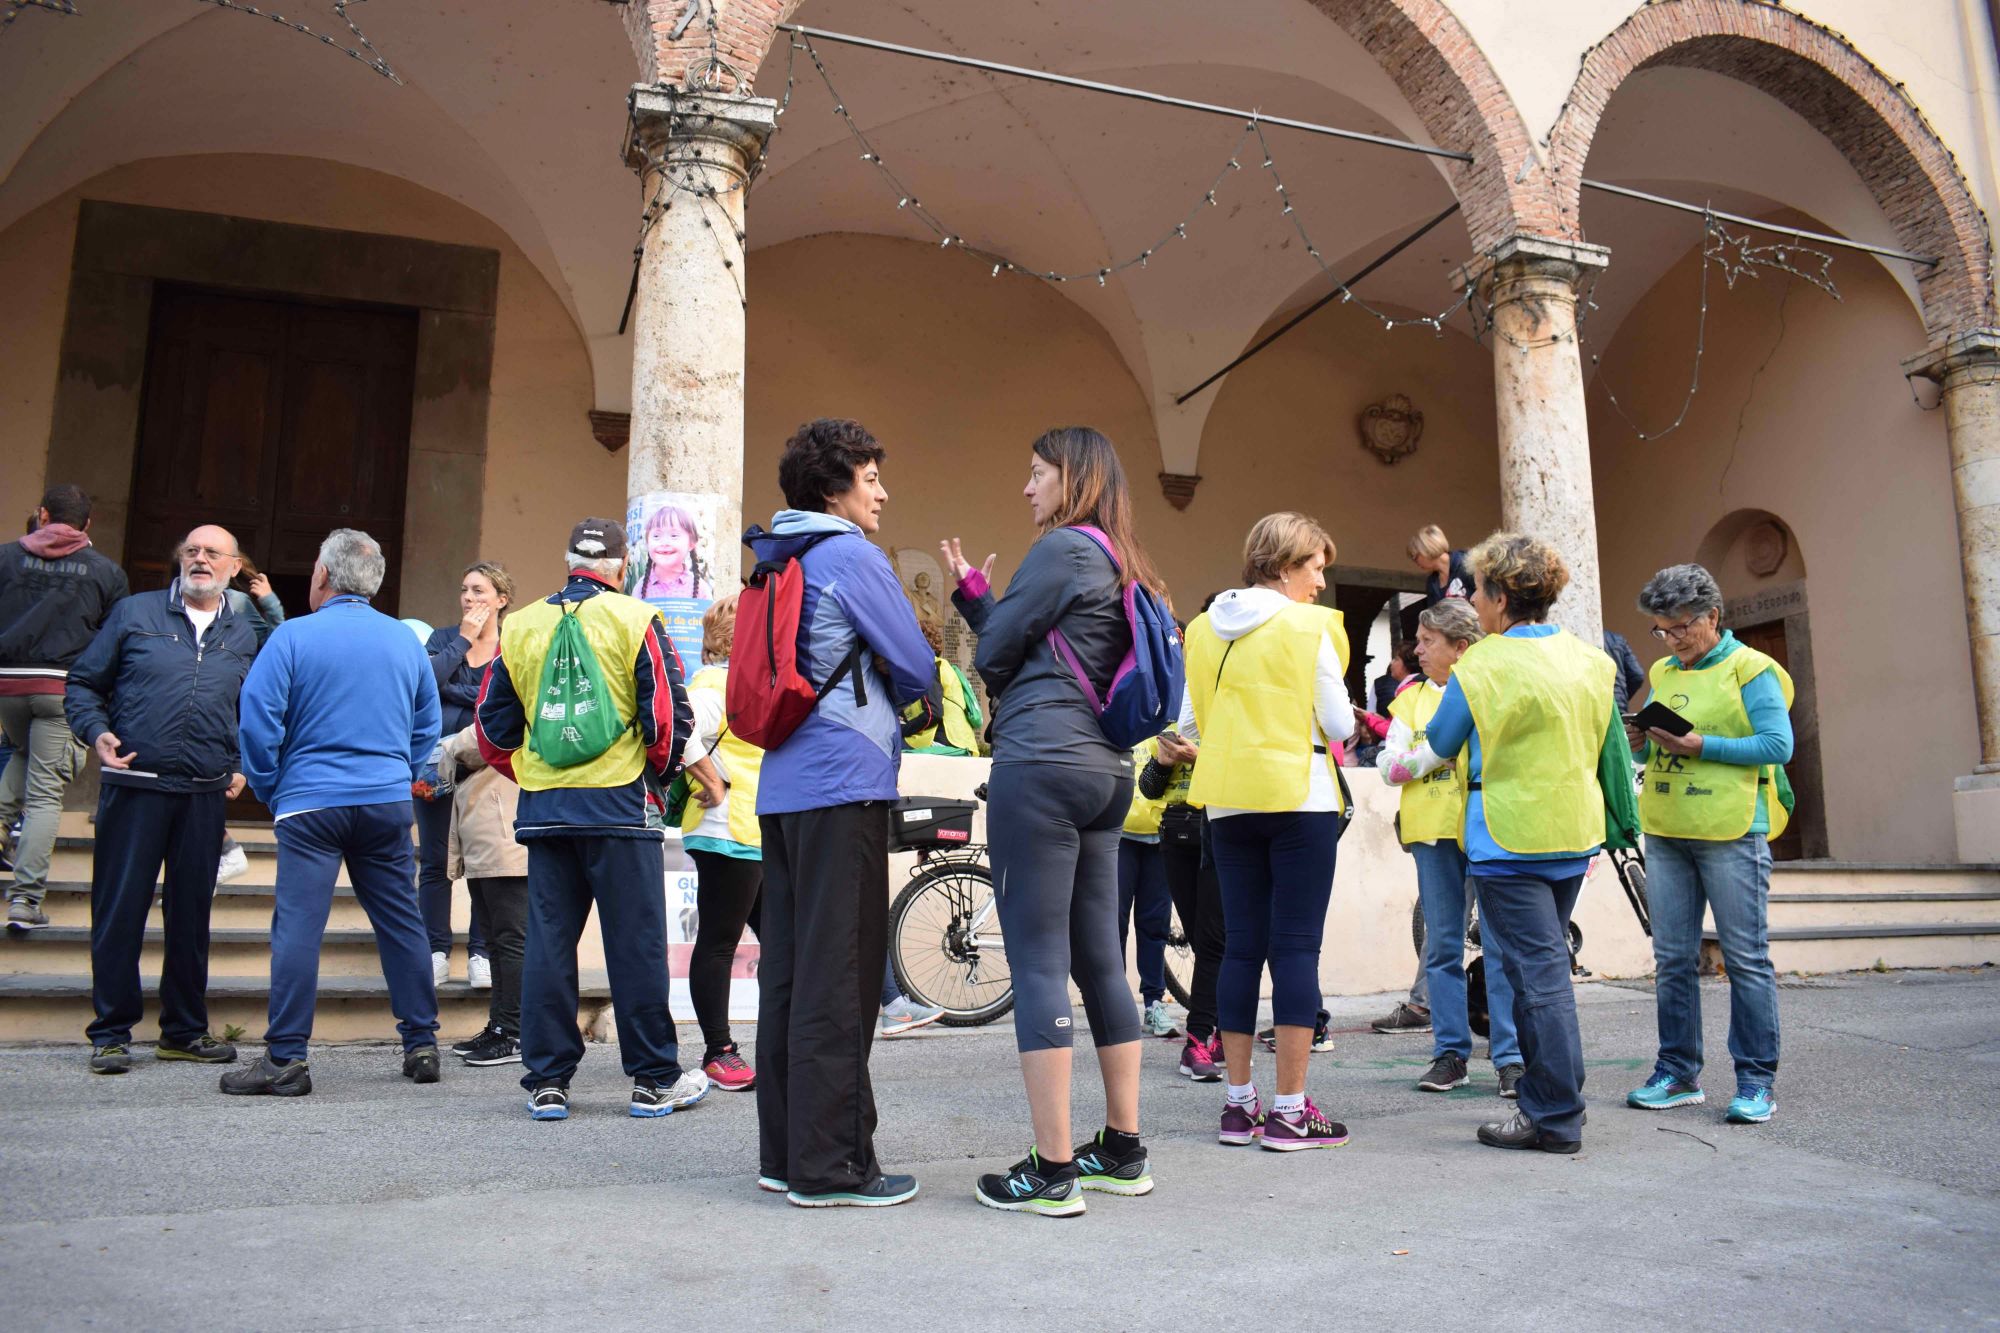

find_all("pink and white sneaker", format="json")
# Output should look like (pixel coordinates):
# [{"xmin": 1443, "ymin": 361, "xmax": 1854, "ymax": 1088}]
[
  {"xmin": 702, "ymin": 1048, "xmax": 757, "ymax": 1092},
  {"xmin": 1179, "ymin": 1035, "xmax": 1221, "ymax": 1083},
  {"xmin": 1218, "ymin": 1096, "xmax": 1265, "ymax": 1146},
  {"xmin": 1260, "ymin": 1097, "xmax": 1349, "ymax": 1151}
]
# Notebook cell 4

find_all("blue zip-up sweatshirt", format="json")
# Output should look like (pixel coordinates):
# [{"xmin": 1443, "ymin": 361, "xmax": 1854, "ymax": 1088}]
[
  {"xmin": 747, "ymin": 511, "xmax": 938, "ymax": 815},
  {"xmin": 238, "ymin": 594, "xmax": 441, "ymax": 816},
  {"xmin": 64, "ymin": 580, "xmax": 257, "ymax": 793}
]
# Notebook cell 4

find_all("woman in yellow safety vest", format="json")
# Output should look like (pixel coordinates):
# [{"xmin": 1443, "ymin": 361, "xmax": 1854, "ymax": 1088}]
[
  {"xmin": 1378, "ymin": 597, "xmax": 1524, "ymax": 1099},
  {"xmin": 1181, "ymin": 512, "xmax": 1355, "ymax": 1153},
  {"xmin": 679, "ymin": 592, "xmax": 765, "ymax": 1095},
  {"xmin": 1625, "ymin": 563, "xmax": 1794, "ymax": 1127},
  {"xmin": 1391, "ymin": 532, "xmax": 1639, "ymax": 1155}
]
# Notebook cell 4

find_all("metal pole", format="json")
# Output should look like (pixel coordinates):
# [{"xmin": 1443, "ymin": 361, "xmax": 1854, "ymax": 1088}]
[
  {"xmin": 1579, "ymin": 179, "xmax": 1939, "ymax": 266},
  {"xmin": 776, "ymin": 22, "xmax": 1473, "ymax": 164}
]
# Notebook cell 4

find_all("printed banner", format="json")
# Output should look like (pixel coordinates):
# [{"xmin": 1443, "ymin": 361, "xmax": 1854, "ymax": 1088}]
[
  {"xmin": 625, "ymin": 490, "xmax": 726, "ymax": 669},
  {"xmin": 663, "ymin": 856, "xmax": 760, "ymax": 1020}
]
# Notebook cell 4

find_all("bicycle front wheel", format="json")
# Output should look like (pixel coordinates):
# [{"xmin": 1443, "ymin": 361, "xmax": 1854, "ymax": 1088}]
[
  {"xmin": 889, "ymin": 860, "xmax": 1014, "ymax": 1028},
  {"xmin": 1162, "ymin": 904, "xmax": 1194, "ymax": 1009}
]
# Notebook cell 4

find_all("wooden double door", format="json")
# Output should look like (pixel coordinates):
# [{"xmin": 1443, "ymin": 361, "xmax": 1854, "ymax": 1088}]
[{"xmin": 127, "ymin": 285, "xmax": 417, "ymax": 615}]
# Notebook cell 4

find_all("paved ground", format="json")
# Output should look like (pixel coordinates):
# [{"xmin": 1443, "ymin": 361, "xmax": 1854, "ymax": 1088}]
[{"xmin": 2, "ymin": 968, "xmax": 1996, "ymax": 1330}]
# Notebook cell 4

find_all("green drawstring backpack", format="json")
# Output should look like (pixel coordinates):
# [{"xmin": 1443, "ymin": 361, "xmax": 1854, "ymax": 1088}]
[{"xmin": 528, "ymin": 603, "xmax": 631, "ymax": 767}]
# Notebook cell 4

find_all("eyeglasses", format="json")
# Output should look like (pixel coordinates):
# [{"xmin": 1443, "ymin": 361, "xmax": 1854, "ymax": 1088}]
[
  {"xmin": 181, "ymin": 546, "xmax": 239, "ymax": 563},
  {"xmin": 1650, "ymin": 614, "xmax": 1709, "ymax": 641}
]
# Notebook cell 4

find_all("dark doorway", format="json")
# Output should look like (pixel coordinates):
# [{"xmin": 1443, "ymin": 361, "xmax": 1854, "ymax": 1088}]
[
  {"xmin": 127, "ymin": 285, "xmax": 417, "ymax": 614},
  {"xmin": 1735, "ymin": 619, "xmax": 1806, "ymax": 863}
]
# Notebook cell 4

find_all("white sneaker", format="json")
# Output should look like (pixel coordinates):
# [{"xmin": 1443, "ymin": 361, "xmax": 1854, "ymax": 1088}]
[
  {"xmin": 216, "ymin": 844, "xmax": 250, "ymax": 884},
  {"xmin": 467, "ymin": 954, "xmax": 492, "ymax": 990},
  {"xmin": 879, "ymin": 996, "xmax": 945, "ymax": 1037},
  {"xmin": 1142, "ymin": 1000, "xmax": 1181, "ymax": 1039},
  {"xmin": 432, "ymin": 951, "xmax": 450, "ymax": 987}
]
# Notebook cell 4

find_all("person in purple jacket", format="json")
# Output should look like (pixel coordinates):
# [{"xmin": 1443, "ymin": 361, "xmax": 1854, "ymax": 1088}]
[{"xmin": 747, "ymin": 418, "xmax": 939, "ymax": 1210}]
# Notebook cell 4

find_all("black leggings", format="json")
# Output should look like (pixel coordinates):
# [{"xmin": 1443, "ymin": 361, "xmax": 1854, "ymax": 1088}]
[
  {"xmin": 687, "ymin": 849, "xmax": 763, "ymax": 1058},
  {"xmin": 467, "ymin": 875, "xmax": 527, "ymax": 1038},
  {"xmin": 986, "ymin": 762, "xmax": 1140, "ymax": 1053},
  {"xmin": 1161, "ymin": 810, "xmax": 1225, "ymax": 1040}
]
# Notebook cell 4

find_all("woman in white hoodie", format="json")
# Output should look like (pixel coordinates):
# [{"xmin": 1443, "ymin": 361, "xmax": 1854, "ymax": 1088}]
[{"xmin": 1180, "ymin": 513, "xmax": 1354, "ymax": 1152}]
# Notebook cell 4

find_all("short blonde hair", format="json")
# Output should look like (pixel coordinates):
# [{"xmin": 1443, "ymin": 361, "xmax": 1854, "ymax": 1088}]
[
  {"xmin": 1468, "ymin": 532, "xmax": 1569, "ymax": 623},
  {"xmin": 702, "ymin": 591, "xmax": 740, "ymax": 665},
  {"xmin": 1408, "ymin": 524, "xmax": 1450, "ymax": 562},
  {"xmin": 1242, "ymin": 512, "xmax": 1336, "ymax": 587},
  {"xmin": 1418, "ymin": 597, "xmax": 1484, "ymax": 646}
]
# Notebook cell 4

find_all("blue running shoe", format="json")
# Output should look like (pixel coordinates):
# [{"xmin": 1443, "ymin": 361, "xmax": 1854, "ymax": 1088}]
[
  {"xmin": 528, "ymin": 1083, "xmax": 569, "ymax": 1120},
  {"xmin": 1727, "ymin": 1087, "xmax": 1775, "ymax": 1123},
  {"xmin": 1627, "ymin": 1072, "xmax": 1705, "ymax": 1110}
]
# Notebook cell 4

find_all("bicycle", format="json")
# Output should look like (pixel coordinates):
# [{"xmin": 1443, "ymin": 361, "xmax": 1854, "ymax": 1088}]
[{"xmin": 886, "ymin": 786, "xmax": 1013, "ymax": 1027}]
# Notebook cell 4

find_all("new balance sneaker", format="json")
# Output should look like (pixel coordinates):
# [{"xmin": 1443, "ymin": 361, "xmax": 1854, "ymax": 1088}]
[
  {"xmin": 1218, "ymin": 1096, "xmax": 1265, "ymax": 1146},
  {"xmin": 7, "ymin": 898, "xmax": 48, "ymax": 932},
  {"xmin": 216, "ymin": 841, "xmax": 250, "ymax": 884},
  {"xmin": 974, "ymin": 1150, "xmax": 1085, "ymax": 1216},
  {"xmin": 1418, "ymin": 1054, "xmax": 1469, "ymax": 1092},
  {"xmin": 1627, "ymin": 1072, "xmax": 1705, "ymax": 1110},
  {"xmin": 1371, "ymin": 1002, "xmax": 1432, "ymax": 1034},
  {"xmin": 461, "ymin": 1030, "xmax": 521, "ymax": 1067},
  {"xmin": 467, "ymin": 954, "xmax": 492, "ymax": 991},
  {"xmin": 451, "ymin": 1025, "xmax": 501, "ymax": 1058},
  {"xmin": 631, "ymin": 1069, "xmax": 708, "ymax": 1117},
  {"xmin": 402, "ymin": 1046, "xmax": 441, "ymax": 1084},
  {"xmin": 1727, "ymin": 1087, "xmax": 1775, "ymax": 1124},
  {"xmin": 89, "ymin": 1044, "xmax": 132, "ymax": 1075},
  {"xmin": 1261, "ymin": 1099, "xmax": 1349, "ymax": 1151},
  {"xmin": 1258, "ymin": 1026, "xmax": 1278, "ymax": 1052},
  {"xmin": 1072, "ymin": 1130, "xmax": 1153, "ymax": 1196},
  {"xmin": 789, "ymin": 1173, "xmax": 919, "ymax": 1208},
  {"xmin": 1178, "ymin": 1033, "xmax": 1221, "ymax": 1082},
  {"xmin": 528, "ymin": 1082, "xmax": 569, "ymax": 1121},
  {"xmin": 703, "ymin": 1047, "xmax": 756, "ymax": 1091},
  {"xmin": 219, "ymin": 1055, "xmax": 311, "ymax": 1097},
  {"xmin": 1477, "ymin": 1108, "xmax": 1579, "ymax": 1154},
  {"xmin": 879, "ymin": 996, "xmax": 945, "ymax": 1037},
  {"xmin": 157, "ymin": 1033, "xmax": 237, "ymax": 1064},
  {"xmin": 1141, "ymin": 1000, "xmax": 1179, "ymax": 1039},
  {"xmin": 1497, "ymin": 1063, "xmax": 1524, "ymax": 1100},
  {"xmin": 431, "ymin": 951, "xmax": 450, "ymax": 987}
]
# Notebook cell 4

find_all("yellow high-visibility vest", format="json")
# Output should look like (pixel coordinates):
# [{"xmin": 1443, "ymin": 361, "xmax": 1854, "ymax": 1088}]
[
  {"xmin": 1184, "ymin": 602, "xmax": 1348, "ymax": 813},
  {"xmin": 1387, "ymin": 678, "xmax": 1463, "ymax": 845},
  {"xmin": 681, "ymin": 665, "xmax": 764, "ymax": 848},
  {"xmin": 1451, "ymin": 629, "xmax": 1613, "ymax": 854},
  {"xmin": 499, "ymin": 589, "xmax": 658, "ymax": 791},
  {"xmin": 1638, "ymin": 643, "xmax": 1794, "ymax": 841}
]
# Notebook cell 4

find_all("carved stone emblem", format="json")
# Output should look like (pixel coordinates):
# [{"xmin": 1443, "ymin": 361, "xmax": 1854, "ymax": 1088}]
[
  {"xmin": 1744, "ymin": 521, "xmax": 1789, "ymax": 577},
  {"xmin": 1358, "ymin": 393, "xmax": 1423, "ymax": 465}
]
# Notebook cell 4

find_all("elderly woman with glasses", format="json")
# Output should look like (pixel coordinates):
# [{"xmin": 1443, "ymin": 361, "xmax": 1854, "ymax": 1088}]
[{"xmin": 1625, "ymin": 564, "xmax": 1795, "ymax": 1126}]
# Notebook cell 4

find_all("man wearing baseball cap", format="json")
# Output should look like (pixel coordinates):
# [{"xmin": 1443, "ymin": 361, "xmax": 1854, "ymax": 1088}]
[{"xmin": 475, "ymin": 516, "xmax": 710, "ymax": 1121}]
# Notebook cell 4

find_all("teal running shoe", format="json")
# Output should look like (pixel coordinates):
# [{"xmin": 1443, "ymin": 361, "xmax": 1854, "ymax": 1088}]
[
  {"xmin": 1627, "ymin": 1072, "xmax": 1705, "ymax": 1110},
  {"xmin": 1727, "ymin": 1087, "xmax": 1775, "ymax": 1123}
]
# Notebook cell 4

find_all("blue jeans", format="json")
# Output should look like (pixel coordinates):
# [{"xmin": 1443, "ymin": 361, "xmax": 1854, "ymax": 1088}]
[
  {"xmin": 1413, "ymin": 840, "xmax": 1520, "ymax": 1068},
  {"xmin": 414, "ymin": 794, "xmax": 488, "ymax": 958},
  {"xmin": 1645, "ymin": 832, "xmax": 1779, "ymax": 1091},
  {"xmin": 267, "ymin": 802, "xmax": 438, "ymax": 1062},
  {"xmin": 880, "ymin": 954, "xmax": 901, "ymax": 1008},
  {"xmin": 1117, "ymin": 838, "xmax": 1172, "ymax": 1005},
  {"xmin": 1472, "ymin": 870, "xmax": 1586, "ymax": 1141},
  {"xmin": 1208, "ymin": 811, "xmax": 1339, "ymax": 1034}
]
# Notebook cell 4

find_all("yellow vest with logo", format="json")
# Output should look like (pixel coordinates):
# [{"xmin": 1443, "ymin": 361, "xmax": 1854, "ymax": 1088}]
[
  {"xmin": 1638, "ymin": 644, "xmax": 1794, "ymax": 842},
  {"xmin": 1451, "ymin": 629, "xmax": 1613, "ymax": 854},
  {"xmin": 499, "ymin": 589, "xmax": 659, "ymax": 791},
  {"xmin": 1184, "ymin": 603, "xmax": 1348, "ymax": 813},
  {"xmin": 1123, "ymin": 740, "xmax": 1168, "ymax": 835},
  {"xmin": 681, "ymin": 665, "xmax": 764, "ymax": 847},
  {"xmin": 906, "ymin": 657, "xmax": 982, "ymax": 754},
  {"xmin": 1387, "ymin": 679, "xmax": 1464, "ymax": 844}
]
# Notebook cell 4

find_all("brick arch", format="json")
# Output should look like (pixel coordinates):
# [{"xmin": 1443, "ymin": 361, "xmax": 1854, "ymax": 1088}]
[
  {"xmin": 1305, "ymin": 0, "xmax": 1554, "ymax": 253},
  {"xmin": 1547, "ymin": 0, "xmax": 1995, "ymax": 341},
  {"xmin": 623, "ymin": 0, "xmax": 799, "ymax": 91}
]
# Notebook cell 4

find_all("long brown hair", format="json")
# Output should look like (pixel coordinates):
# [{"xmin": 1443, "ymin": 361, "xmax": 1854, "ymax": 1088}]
[{"xmin": 1032, "ymin": 426, "xmax": 1163, "ymax": 593}]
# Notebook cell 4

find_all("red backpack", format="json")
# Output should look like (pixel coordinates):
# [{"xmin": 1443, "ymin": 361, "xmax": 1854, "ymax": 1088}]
[{"xmin": 726, "ymin": 530, "xmax": 865, "ymax": 749}]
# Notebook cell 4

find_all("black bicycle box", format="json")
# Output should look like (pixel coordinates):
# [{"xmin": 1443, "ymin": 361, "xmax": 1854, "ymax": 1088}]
[{"xmin": 889, "ymin": 796, "xmax": 977, "ymax": 851}]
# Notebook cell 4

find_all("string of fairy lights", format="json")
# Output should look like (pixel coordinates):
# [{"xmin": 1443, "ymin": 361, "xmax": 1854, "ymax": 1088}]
[{"xmin": 1, "ymin": 0, "xmax": 399, "ymax": 81}]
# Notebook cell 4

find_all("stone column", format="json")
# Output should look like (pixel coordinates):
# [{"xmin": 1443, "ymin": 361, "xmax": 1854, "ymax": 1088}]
[
  {"xmin": 1456, "ymin": 235, "xmax": 1612, "ymax": 645},
  {"xmin": 624, "ymin": 88, "xmax": 777, "ymax": 601},
  {"xmin": 1904, "ymin": 329, "xmax": 2000, "ymax": 860}
]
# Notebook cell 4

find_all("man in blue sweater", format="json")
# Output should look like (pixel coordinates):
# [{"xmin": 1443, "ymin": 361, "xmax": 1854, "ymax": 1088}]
[{"xmin": 223, "ymin": 529, "xmax": 442, "ymax": 1097}]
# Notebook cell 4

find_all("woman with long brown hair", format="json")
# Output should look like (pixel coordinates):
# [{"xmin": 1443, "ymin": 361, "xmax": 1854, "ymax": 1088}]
[{"xmin": 942, "ymin": 425, "xmax": 1164, "ymax": 1216}]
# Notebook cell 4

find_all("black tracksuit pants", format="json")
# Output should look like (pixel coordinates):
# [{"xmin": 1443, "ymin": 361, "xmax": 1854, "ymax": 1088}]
[
  {"xmin": 87, "ymin": 784, "xmax": 226, "ymax": 1047},
  {"xmin": 756, "ymin": 801, "xmax": 889, "ymax": 1195}
]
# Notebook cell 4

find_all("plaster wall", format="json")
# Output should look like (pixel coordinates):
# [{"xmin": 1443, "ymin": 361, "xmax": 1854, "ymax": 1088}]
[
  {"xmin": 1588, "ymin": 221, "xmax": 1974, "ymax": 863},
  {"xmin": 0, "ymin": 154, "xmax": 618, "ymax": 626}
]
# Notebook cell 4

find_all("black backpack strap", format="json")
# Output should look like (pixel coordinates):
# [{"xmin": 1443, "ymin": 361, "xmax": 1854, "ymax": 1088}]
[{"xmin": 818, "ymin": 645, "xmax": 868, "ymax": 708}]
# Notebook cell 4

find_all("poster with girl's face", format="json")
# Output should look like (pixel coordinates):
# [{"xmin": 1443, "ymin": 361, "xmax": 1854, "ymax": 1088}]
[{"xmin": 626, "ymin": 490, "xmax": 723, "ymax": 668}]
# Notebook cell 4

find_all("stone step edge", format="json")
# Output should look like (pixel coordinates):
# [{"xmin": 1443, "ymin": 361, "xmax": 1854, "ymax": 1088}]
[
  {"xmin": 0, "ymin": 972, "xmax": 609, "ymax": 999},
  {"xmin": 2, "ymin": 927, "xmax": 474, "ymax": 946},
  {"xmin": 1704, "ymin": 923, "xmax": 2000, "ymax": 941}
]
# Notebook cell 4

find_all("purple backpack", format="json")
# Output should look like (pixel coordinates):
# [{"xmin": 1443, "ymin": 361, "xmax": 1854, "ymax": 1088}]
[{"xmin": 1045, "ymin": 525, "xmax": 1185, "ymax": 750}]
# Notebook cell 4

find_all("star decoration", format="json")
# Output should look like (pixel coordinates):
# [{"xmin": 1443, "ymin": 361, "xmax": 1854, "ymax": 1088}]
[{"xmin": 1706, "ymin": 218, "xmax": 1840, "ymax": 300}]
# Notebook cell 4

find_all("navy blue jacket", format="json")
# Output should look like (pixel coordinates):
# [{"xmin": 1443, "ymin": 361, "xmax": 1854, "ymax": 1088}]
[{"xmin": 65, "ymin": 582, "xmax": 257, "ymax": 793}]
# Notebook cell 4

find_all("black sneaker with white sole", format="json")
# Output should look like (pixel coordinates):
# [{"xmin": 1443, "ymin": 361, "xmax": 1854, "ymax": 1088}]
[
  {"xmin": 451, "ymin": 1025, "xmax": 500, "ymax": 1058},
  {"xmin": 1418, "ymin": 1054, "xmax": 1470, "ymax": 1092},
  {"xmin": 219, "ymin": 1055, "xmax": 312, "ymax": 1097},
  {"xmin": 1497, "ymin": 1063, "xmax": 1524, "ymax": 1099},
  {"xmin": 461, "ymin": 1029, "xmax": 521, "ymax": 1066},
  {"xmin": 402, "ymin": 1046, "xmax": 441, "ymax": 1083},
  {"xmin": 1071, "ymin": 1131, "xmax": 1154, "ymax": 1196},
  {"xmin": 528, "ymin": 1082, "xmax": 570, "ymax": 1120},
  {"xmin": 1372, "ymin": 1002, "xmax": 1432, "ymax": 1034},
  {"xmin": 787, "ymin": 1174, "xmax": 920, "ymax": 1208},
  {"xmin": 975, "ymin": 1149, "xmax": 1086, "ymax": 1217},
  {"xmin": 1258, "ymin": 1010, "xmax": 1335, "ymax": 1053}
]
